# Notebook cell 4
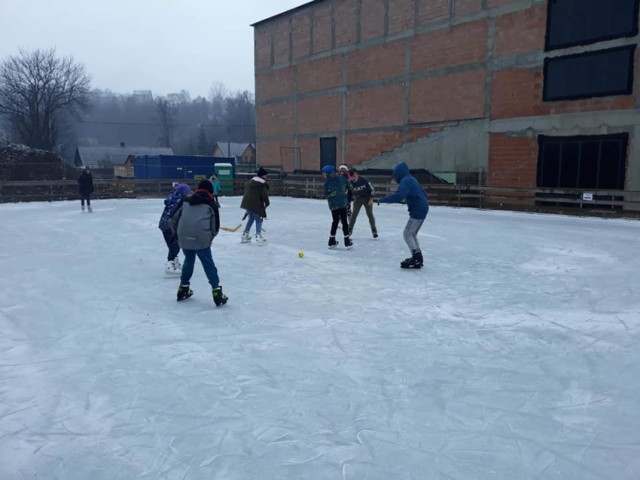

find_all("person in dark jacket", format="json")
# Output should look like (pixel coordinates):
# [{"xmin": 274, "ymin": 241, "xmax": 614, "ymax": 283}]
[
  {"xmin": 77, "ymin": 167, "xmax": 94, "ymax": 212},
  {"xmin": 169, "ymin": 179, "xmax": 228, "ymax": 306},
  {"xmin": 158, "ymin": 183, "xmax": 192, "ymax": 274},
  {"xmin": 378, "ymin": 162, "xmax": 429, "ymax": 269},
  {"xmin": 240, "ymin": 167, "xmax": 270, "ymax": 245},
  {"xmin": 348, "ymin": 168, "xmax": 378, "ymax": 238},
  {"xmin": 322, "ymin": 165, "xmax": 353, "ymax": 249}
]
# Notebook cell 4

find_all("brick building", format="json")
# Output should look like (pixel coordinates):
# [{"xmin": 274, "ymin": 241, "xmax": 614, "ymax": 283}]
[{"xmin": 252, "ymin": 0, "xmax": 639, "ymax": 195}]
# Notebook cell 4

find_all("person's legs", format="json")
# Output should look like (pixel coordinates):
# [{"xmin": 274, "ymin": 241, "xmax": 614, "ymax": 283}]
[
  {"xmin": 244, "ymin": 212, "xmax": 255, "ymax": 234},
  {"xmin": 251, "ymin": 211, "xmax": 263, "ymax": 235},
  {"xmin": 339, "ymin": 208, "xmax": 349, "ymax": 237},
  {"xmin": 364, "ymin": 202, "xmax": 377, "ymax": 234},
  {"xmin": 162, "ymin": 229, "xmax": 179, "ymax": 261},
  {"xmin": 330, "ymin": 209, "xmax": 340, "ymax": 236},
  {"xmin": 403, "ymin": 218, "xmax": 424, "ymax": 253},
  {"xmin": 180, "ymin": 250, "xmax": 196, "ymax": 285},
  {"xmin": 348, "ymin": 198, "xmax": 364, "ymax": 233},
  {"xmin": 195, "ymin": 248, "xmax": 220, "ymax": 288}
]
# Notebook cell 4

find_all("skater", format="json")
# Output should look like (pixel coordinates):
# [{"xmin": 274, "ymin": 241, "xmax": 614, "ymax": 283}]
[
  {"xmin": 240, "ymin": 167, "xmax": 270, "ymax": 245},
  {"xmin": 348, "ymin": 168, "xmax": 378, "ymax": 238},
  {"xmin": 338, "ymin": 164, "xmax": 353, "ymax": 221},
  {"xmin": 169, "ymin": 179, "xmax": 228, "ymax": 307},
  {"xmin": 77, "ymin": 167, "xmax": 94, "ymax": 212},
  {"xmin": 158, "ymin": 183, "xmax": 192, "ymax": 274},
  {"xmin": 208, "ymin": 173, "xmax": 222, "ymax": 208},
  {"xmin": 322, "ymin": 165, "xmax": 353, "ymax": 249},
  {"xmin": 377, "ymin": 162, "xmax": 429, "ymax": 268}
]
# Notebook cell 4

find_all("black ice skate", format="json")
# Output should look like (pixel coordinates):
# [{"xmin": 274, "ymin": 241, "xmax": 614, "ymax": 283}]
[
  {"xmin": 328, "ymin": 236, "xmax": 338, "ymax": 249},
  {"xmin": 400, "ymin": 250, "xmax": 423, "ymax": 269},
  {"xmin": 177, "ymin": 284, "xmax": 194, "ymax": 301},
  {"xmin": 372, "ymin": 228, "xmax": 378, "ymax": 239},
  {"xmin": 344, "ymin": 235, "xmax": 353, "ymax": 249},
  {"xmin": 212, "ymin": 286, "xmax": 228, "ymax": 307}
]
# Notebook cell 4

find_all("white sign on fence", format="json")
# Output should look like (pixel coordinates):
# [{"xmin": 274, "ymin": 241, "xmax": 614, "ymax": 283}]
[{"xmin": 582, "ymin": 192, "xmax": 594, "ymax": 201}]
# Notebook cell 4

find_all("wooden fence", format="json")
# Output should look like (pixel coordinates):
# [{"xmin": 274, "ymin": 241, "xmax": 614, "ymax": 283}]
[{"xmin": 1, "ymin": 178, "xmax": 639, "ymax": 218}]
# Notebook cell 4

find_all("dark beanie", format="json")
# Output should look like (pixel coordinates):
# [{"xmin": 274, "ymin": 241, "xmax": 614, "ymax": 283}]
[
  {"xmin": 197, "ymin": 179, "xmax": 213, "ymax": 194},
  {"xmin": 257, "ymin": 167, "xmax": 268, "ymax": 178}
]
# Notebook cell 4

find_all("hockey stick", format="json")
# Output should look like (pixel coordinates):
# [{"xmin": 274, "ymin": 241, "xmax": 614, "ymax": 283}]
[{"xmin": 220, "ymin": 223, "xmax": 243, "ymax": 232}]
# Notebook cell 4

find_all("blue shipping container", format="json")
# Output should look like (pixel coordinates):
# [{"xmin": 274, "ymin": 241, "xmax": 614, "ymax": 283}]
[{"xmin": 134, "ymin": 155, "xmax": 235, "ymax": 180}]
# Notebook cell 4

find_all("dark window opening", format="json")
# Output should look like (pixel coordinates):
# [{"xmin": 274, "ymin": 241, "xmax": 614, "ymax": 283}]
[
  {"xmin": 319, "ymin": 137, "xmax": 337, "ymax": 170},
  {"xmin": 546, "ymin": 0, "xmax": 640, "ymax": 50},
  {"xmin": 543, "ymin": 46, "xmax": 635, "ymax": 101},
  {"xmin": 536, "ymin": 134, "xmax": 628, "ymax": 209}
]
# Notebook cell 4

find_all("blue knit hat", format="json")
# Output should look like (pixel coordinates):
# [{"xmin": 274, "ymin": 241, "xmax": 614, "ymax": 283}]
[
  {"xmin": 321, "ymin": 165, "xmax": 335, "ymax": 174},
  {"xmin": 174, "ymin": 183, "xmax": 192, "ymax": 196}
]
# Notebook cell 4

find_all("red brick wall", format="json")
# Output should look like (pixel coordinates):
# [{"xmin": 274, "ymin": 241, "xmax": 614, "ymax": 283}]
[
  {"xmin": 360, "ymin": 0, "xmax": 386, "ymax": 41},
  {"xmin": 292, "ymin": 11, "xmax": 311, "ymax": 60},
  {"xmin": 455, "ymin": 0, "xmax": 483, "ymax": 17},
  {"xmin": 254, "ymin": 26, "xmax": 272, "ymax": 68},
  {"xmin": 409, "ymin": 69, "xmax": 486, "ymax": 123},
  {"xmin": 388, "ymin": 0, "xmax": 416, "ymax": 35},
  {"xmin": 417, "ymin": 0, "xmax": 450, "ymax": 26},
  {"xmin": 335, "ymin": 0, "xmax": 358, "ymax": 48},
  {"xmin": 491, "ymin": 68, "xmax": 636, "ymax": 119},
  {"xmin": 296, "ymin": 56, "xmax": 343, "ymax": 94},
  {"xmin": 255, "ymin": 68, "xmax": 295, "ymax": 101},
  {"xmin": 297, "ymin": 94, "xmax": 343, "ymax": 134},
  {"xmin": 493, "ymin": 5, "xmax": 546, "ymax": 57},
  {"xmin": 488, "ymin": 134, "xmax": 538, "ymax": 188},
  {"xmin": 272, "ymin": 18, "xmax": 290, "ymax": 65},
  {"xmin": 347, "ymin": 40, "xmax": 405, "ymax": 84},
  {"xmin": 256, "ymin": 102, "xmax": 294, "ymax": 137},
  {"xmin": 346, "ymin": 84, "xmax": 405, "ymax": 129},
  {"xmin": 313, "ymin": 2, "xmax": 333, "ymax": 53},
  {"xmin": 411, "ymin": 19, "xmax": 487, "ymax": 72}
]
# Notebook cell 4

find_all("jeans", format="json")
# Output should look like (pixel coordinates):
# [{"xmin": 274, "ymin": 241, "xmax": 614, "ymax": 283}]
[
  {"xmin": 80, "ymin": 194, "xmax": 91, "ymax": 206},
  {"xmin": 244, "ymin": 210, "xmax": 263, "ymax": 235},
  {"xmin": 330, "ymin": 208, "xmax": 349, "ymax": 237},
  {"xmin": 180, "ymin": 248, "xmax": 220, "ymax": 288},
  {"xmin": 348, "ymin": 197, "xmax": 377, "ymax": 233},
  {"xmin": 161, "ymin": 228, "xmax": 180, "ymax": 261},
  {"xmin": 403, "ymin": 218, "xmax": 425, "ymax": 253}
]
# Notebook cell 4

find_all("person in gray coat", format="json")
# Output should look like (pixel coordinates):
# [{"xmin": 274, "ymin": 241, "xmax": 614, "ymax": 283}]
[{"xmin": 170, "ymin": 179, "xmax": 228, "ymax": 306}]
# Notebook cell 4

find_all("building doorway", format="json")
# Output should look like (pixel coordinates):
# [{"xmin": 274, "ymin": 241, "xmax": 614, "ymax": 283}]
[{"xmin": 319, "ymin": 137, "xmax": 337, "ymax": 170}]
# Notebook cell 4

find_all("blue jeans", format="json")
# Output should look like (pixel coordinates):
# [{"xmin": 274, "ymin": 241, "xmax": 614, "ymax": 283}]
[
  {"xmin": 180, "ymin": 248, "xmax": 220, "ymax": 288},
  {"xmin": 244, "ymin": 210, "xmax": 263, "ymax": 235},
  {"xmin": 403, "ymin": 218, "xmax": 425, "ymax": 253}
]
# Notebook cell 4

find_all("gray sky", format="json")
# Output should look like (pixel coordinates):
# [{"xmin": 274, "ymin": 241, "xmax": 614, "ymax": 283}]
[{"xmin": 0, "ymin": 0, "xmax": 304, "ymax": 98}]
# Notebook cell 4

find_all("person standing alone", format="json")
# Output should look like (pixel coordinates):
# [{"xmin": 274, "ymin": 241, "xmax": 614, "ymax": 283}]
[
  {"xmin": 77, "ymin": 167, "xmax": 94, "ymax": 212},
  {"xmin": 240, "ymin": 167, "xmax": 270, "ymax": 245}
]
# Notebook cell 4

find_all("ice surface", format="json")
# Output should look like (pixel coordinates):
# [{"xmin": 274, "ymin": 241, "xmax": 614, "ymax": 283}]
[{"xmin": 1, "ymin": 197, "xmax": 639, "ymax": 479}]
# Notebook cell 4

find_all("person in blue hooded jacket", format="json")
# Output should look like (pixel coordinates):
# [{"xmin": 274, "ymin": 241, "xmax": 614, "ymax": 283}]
[
  {"xmin": 322, "ymin": 165, "xmax": 353, "ymax": 249},
  {"xmin": 159, "ymin": 183, "xmax": 192, "ymax": 274},
  {"xmin": 377, "ymin": 162, "xmax": 429, "ymax": 268}
]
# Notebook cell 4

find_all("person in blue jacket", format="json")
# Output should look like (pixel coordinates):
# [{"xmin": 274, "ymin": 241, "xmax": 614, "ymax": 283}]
[
  {"xmin": 158, "ymin": 183, "xmax": 192, "ymax": 274},
  {"xmin": 377, "ymin": 162, "xmax": 429, "ymax": 268},
  {"xmin": 322, "ymin": 165, "xmax": 353, "ymax": 249}
]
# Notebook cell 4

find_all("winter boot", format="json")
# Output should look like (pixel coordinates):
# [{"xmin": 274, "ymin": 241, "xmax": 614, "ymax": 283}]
[
  {"xmin": 212, "ymin": 286, "xmax": 228, "ymax": 307},
  {"xmin": 344, "ymin": 235, "xmax": 353, "ymax": 249},
  {"xmin": 328, "ymin": 236, "xmax": 338, "ymax": 249},
  {"xmin": 255, "ymin": 233, "xmax": 267, "ymax": 246},
  {"xmin": 241, "ymin": 231, "xmax": 251, "ymax": 243},
  {"xmin": 177, "ymin": 284, "xmax": 194, "ymax": 301}
]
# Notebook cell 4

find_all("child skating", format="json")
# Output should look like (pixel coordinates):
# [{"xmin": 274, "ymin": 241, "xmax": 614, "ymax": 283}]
[{"xmin": 322, "ymin": 165, "xmax": 353, "ymax": 249}]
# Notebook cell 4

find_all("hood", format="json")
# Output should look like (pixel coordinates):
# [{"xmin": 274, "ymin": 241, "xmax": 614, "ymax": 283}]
[
  {"xmin": 392, "ymin": 162, "xmax": 410, "ymax": 182},
  {"xmin": 248, "ymin": 176, "xmax": 266, "ymax": 188},
  {"xmin": 187, "ymin": 189, "xmax": 214, "ymax": 206}
]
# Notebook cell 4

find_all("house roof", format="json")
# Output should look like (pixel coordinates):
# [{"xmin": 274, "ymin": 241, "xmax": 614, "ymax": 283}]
[
  {"xmin": 214, "ymin": 142, "xmax": 255, "ymax": 158},
  {"xmin": 76, "ymin": 145, "xmax": 174, "ymax": 167}
]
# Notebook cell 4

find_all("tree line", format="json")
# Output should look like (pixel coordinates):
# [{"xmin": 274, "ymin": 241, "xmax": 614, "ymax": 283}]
[{"xmin": 0, "ymin": 49, "xmax": 256, "ymax": 163}]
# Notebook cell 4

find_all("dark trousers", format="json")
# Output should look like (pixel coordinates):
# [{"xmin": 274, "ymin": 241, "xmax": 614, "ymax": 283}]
[
  {"xmin": 80, "ymin": 194, "xmax": 91, "ymax": 206},
  {"xmin": 161, "ymin": 228, "xmax": 180, "ymax": 261},
  {"xmin": 330, "ymin": 207, "xmax": 349, "ymax": 237}
]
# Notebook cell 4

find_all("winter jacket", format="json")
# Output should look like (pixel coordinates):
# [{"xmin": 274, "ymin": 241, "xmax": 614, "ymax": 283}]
[
  {"xmin": 77, "ymin": 172, "xmax": 94, "ymax": 196},
  {"xmin": 379, "ymin": 162, "xmax": 429, "ymax": 220},
  {"xmin": 324, "ymin": 174, "xmax": 351, "ymax": 210},
  {"xmin": 209, "ymin": 178, "xmax": 222, "ymax": 196},
  {"xmin": 158, "ymin": 190, "xmax": 187, "ymax": 230},
  {"xmin": 170, "ymin": 189, "xmax": 220, "ymax": 250},
  {"xmin": 240, "ymin": 176, "xmax": 270, "ymax": 218},
  {"xmin": 350, "ymin": 175, "xmax": 375, "ymax": 199}
]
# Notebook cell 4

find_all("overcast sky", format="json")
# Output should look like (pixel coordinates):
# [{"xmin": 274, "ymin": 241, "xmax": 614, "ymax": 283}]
[{"xmin": 0, "ymin": 0, "xmax": 305, "ymax": 98}]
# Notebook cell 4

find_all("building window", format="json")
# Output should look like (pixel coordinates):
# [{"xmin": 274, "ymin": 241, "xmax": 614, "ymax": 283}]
[
  {"xmin": 546, "ymin": 0, "xmax": 640, "ymax": 50},
  {"xmin": 543, "ymin": 46, "xmax": 635, "ymax": 101},
  {"xmin": 537, "ymin": 134, "xmax": 627, "ymax": 190}
]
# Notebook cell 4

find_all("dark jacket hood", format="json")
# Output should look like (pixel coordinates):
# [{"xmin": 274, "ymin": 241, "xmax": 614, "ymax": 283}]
[{"xmin": 187, "ymin": 189, "xmax": 214, "ymax": 206}]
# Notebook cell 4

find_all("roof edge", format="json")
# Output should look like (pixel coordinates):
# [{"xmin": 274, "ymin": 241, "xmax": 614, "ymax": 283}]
[{"xmin": 250, "ymin": 0, "xmax": 324, "ymax": 27}]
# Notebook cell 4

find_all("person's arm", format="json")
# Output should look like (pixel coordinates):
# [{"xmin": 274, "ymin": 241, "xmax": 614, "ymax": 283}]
[
  {"xmin": 378, "ymin": 179, "xmax": 409, "ymax": 204},
  {"xmin": 169, "ymin": 206, "xmax": 182, "ymax": 236}
]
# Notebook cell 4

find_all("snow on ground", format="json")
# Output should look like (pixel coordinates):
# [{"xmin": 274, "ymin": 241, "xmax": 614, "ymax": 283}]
[{"xmin": 0, "ymin": 195, "xmax": 639, "ymax": 480}]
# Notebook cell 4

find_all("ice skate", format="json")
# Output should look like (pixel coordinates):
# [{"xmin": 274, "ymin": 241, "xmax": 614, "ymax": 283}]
[
  {"xmin": 177, "ymin": 284, "xmax": 194, "ymax": 301},
  {"xmin": 88, "ymin": 205, "xmax": 93, "ymax": 213},
  {"xmin": 255, "ymin": 233, "xmax": 267, "ymax": 246},
  {"xmin": 344, "ymin": 235, "xmax": 353, "ymax": 249},
  {"xmin": 241, "ymin": 232, "xmax": 251, "ymax": 243},
  {"xmin": 372, "ymin": 228, "xmax": 378, "ymax": 239},
  {"xmin": 400, "ymin": 250, "xmax": 423, "ymax": 269},
  {"xmin": 212, "ymin": 286, "xmax": 228, "ymax": 307},
  {"xmin": 328, "ymin": 236, "xmax": 338, "ymax": 249},
  {"xmin": 81, "ymin": 204, "xmax": 85, "ymax": 212},
  {"xmin": 165, "ymin": 258, "xmax": 182, "ymax": 275}
]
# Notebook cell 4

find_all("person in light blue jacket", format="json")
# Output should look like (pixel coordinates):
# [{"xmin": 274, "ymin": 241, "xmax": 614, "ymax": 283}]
[{"xmin": 378, "ymin": 162, "xmax": 429, "ymax": 269}]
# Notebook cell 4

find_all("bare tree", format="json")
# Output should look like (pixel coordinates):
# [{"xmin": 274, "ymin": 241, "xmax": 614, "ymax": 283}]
[
  {"xmin": 156, "ymin": 98, "xmax": 176, "ymax": 148},
  {"xmin": 0, "ymin": 48, "xmax": 91, "ymax": 151}
]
